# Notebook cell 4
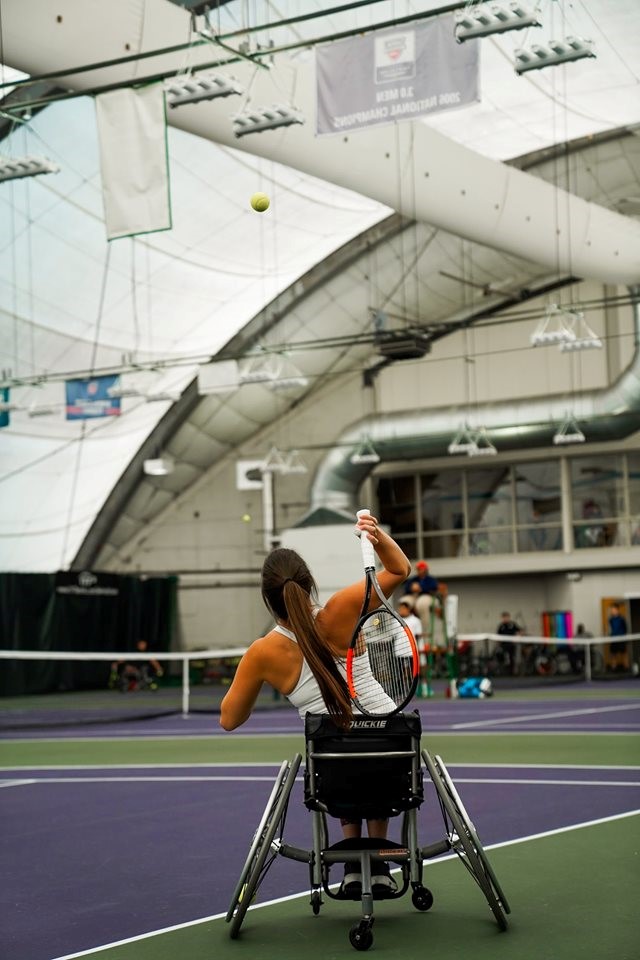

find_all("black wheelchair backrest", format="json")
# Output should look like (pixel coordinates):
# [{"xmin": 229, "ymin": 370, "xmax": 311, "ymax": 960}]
[{"xmin": 304, "ymin": 711, "xmax": 424, "ymax": 820}]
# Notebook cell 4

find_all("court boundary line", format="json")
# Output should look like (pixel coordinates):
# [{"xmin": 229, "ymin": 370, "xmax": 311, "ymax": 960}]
[
  {"xmin": 2, "ymin": 774, "xmax": 640, "ymax": 789},
  {"xmin": 2, "ymin": 760, "xmax": 639, "ymax": 772},
  {"xmin": 451, "ymin": 702, "xmax": 640, "ymax": 730},
  {"xmin": 47, "ymin": 808, "xmax": 640, "ymax": 960},
  {"xmin": 2, "ymin": 729, "xmax": 639, "ymax": 745}
]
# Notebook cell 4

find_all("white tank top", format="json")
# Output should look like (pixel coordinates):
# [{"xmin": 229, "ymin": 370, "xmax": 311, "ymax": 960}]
[
  {"xmin": 274, "ymin": 623, "xmax": 346, "ymax": 718},
  {"xmin": 274, "ymin": 623, "xmax": 395, "ymax": 718}
]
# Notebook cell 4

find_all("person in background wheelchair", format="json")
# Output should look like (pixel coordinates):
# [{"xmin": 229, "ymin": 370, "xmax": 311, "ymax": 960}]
[
  {"xmin": 109, "ymin": 638, "xmax": 164, "ymax": 692},
  {"xmin": 219, "ymin": 512, "xmax": 411, "ymax": 895}
]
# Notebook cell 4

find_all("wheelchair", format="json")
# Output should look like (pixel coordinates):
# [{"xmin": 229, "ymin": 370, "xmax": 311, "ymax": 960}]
[{"xmin": 226, "ymin": 711, "xmax": 510, "ymax": 951}]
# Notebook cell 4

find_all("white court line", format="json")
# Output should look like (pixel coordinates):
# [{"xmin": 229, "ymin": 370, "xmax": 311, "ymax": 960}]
[
  {"xmin": 2, "ymin": 774, "xmax": 638, "ymax": 788},
  {"xmin": 48, "ymin": 808, "xmax": 640, "ymax": 960},
  {"xmin": 1, "ymin": 760, "xmax": 639, "ymax": 772},
  {"xmin": 451, "ymin": 702, "xmax": 640, "ymax": 729},
  {"xmin": 2, "ymin": 775, "xmax": 639, "ymax": 788}
]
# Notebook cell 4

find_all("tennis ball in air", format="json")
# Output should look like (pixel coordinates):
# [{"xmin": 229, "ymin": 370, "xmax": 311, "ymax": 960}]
[{"xmin": 250, "ymin": 192, "xmax": 270, "ymax": 212}]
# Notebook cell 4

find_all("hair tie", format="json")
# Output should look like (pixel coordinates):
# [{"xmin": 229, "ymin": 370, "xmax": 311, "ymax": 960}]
[{"xmin": 282, "ymin": 577, "xmax": 294, "ymax": 586}]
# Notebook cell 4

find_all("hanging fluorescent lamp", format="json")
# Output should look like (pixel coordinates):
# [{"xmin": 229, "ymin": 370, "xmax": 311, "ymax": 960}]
[
  {"xmin": 448, "ymin": 425, "xmax": 479, "ymax": 455},
  {"xmin": 232, "ymin": 104, "xmax": 305, "ymax": 138},
  {"xmin": 165, "ymin": 73, "xmax": 243, "ymax": 108},
  {"xmin": 559, "ymin": 311, "xmax": 603, "ymax": 352},
  {"xmin": 455, "ymin": 2, "xmax": 540, "ymax": 42},
  {"xmin": 283, "ymin": 450, "xmax": 308, "ymax": 475},
  {"xmin": 467, "ymin": 427, "xmax": 497, "ymax": 457},
  {"xmin": 145, "ymin": 390, "xmax": 182, "ymax": 402},
  {"xmin": 349, "ymin": 437, "xmax": 381, "ymax": 465},
  {"xmin": 143, "ymin": 457, "xmax": 175, "ymax": 476},
  {"xmin": 107, "ymin": 384, "xmax": 143, "ymax": 399},
  {"xmin": 552, "ymin": 415, "xmax": 585, "ymax": 445},
  {"xmin": 530, "ymin": 304, "xmax": 576, "ymax": 347},
  {"xmin": 515, "ymin": 36, "xmax": 595, "ymax": 74},
  {"xmin": 268, "ymin": 356, "xmax": 309, "ymax": 392},
  {"xmin": 262, "ymin": 445, "xmax": 289, "ymax": 474},
  {"xmin": 27, "ymin": 404, "xmax": 58, "ymax": 418},
  {"xmin": 239, "ymin": 353, "xmax": 281, "ymax": 385},
  {"xmin": 0, "ymin": 155, "xmax": 59, "ymax": 183}
]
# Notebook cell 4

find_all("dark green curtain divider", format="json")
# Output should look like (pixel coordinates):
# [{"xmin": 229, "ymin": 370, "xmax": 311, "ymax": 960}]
[{"xmin": 0, "ymin": 572, "xmax": 179, "ymax": 696}]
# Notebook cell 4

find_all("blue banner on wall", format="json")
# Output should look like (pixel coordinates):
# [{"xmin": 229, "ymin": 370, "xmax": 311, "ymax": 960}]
[
  {"xmin": 0, "ymin": 388, "xmax": 10, "ymax": 428},
  {"xmin": 65, "ymin": 376, "xmax": 122, "ymax": 420}
]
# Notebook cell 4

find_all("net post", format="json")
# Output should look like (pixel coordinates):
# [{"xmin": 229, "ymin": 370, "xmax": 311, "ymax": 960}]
[
  {"xmin": 584, "ymin": 641, "xmax": 592, "ymax": 682},
  {"xmin": 181, "ymin": 655, "xmax": 190, "ymax": 717}
]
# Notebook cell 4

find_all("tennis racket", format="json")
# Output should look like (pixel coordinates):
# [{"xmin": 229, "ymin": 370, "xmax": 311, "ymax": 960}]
[{"xmin": 346, "ymin": 509, "xmax": 419, "ymax": 717}]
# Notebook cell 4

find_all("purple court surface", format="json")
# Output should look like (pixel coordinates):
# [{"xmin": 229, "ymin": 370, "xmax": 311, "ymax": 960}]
[{"xmin": 2, "ymin": 688, "xmax": 639, "ymax": 960}]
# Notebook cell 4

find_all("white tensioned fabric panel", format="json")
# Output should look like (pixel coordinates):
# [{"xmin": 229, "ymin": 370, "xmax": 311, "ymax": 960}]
[{"xmin": 0, "ymin": 94, "xmax": 387, "ymax": 571}]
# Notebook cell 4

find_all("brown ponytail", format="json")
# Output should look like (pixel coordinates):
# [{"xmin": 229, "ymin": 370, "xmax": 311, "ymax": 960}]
[{"xmin": 261, "ymin": 548, "xmax": 352, "ymax": 728}]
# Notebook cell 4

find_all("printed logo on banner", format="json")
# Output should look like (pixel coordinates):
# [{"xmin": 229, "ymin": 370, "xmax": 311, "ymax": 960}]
[
  {"xmin": 65, "ymin": 375, "xmax": 122, "ymax": 420},
  {"xmin": 374, "ymin": 31, "xmax": 416, "ymax": 84}
]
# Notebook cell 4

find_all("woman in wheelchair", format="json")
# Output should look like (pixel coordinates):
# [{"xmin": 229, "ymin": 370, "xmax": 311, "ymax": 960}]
[{"xmin": 220, "ymin": 512, "xmax": 411, "ymax": 895}]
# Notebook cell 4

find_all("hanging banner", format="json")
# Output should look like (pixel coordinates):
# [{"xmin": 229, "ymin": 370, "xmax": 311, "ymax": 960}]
[
  {"xmin": 0, "ymin": 388, "xmax": 9, "ymax": 428},
  {"xmin": 95, "ymin": 84, "xmax": 172, "ymax": 240},
  {"xmin": 316, "ymin": 16, "xmax": 479, "ymax": 136},
  {"xmin": 65, "ymin": 375, "xmax": 121, "ymax": 420}
]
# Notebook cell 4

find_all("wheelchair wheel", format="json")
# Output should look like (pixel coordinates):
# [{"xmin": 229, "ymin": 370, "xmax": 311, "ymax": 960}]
[
  {"xmin": 422, "ymin": 750, "xmax": 509, "ymax": 931},
  {"xmin": 226, "ymin": 754, "xmax": 301, "ymax": 938}
]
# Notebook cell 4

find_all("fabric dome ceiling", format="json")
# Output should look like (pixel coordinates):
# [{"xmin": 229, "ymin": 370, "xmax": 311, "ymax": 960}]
[{"xmin": 1, "ymin": 0, "xmax": 639, "ymax": 571}]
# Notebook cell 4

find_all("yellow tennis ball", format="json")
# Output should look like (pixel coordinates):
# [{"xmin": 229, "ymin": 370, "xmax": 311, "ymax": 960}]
[{"xmin": 250, "ymin": 192, "xmax": 270, "ymax": 212}]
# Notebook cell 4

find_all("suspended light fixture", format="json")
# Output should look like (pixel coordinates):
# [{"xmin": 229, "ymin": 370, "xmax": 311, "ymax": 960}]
[
  {"xmin": 145, "ymin": 390, "xmax": 182, "ymax": 402},
  {"xmin": 0, "ymin": 155, "xmax": 59, "ymax": 183},
  {"xmin": 448, "ymin": 424, "xmax": 479, "ymax": 455},
  {"xmin": 559, "ymin": 311, "xmax": 603, "ymax": 352},
  {"xmin": 455, "ymin": 2, "xmax": 541, "ymax": 42},
  {"xmin": 515, "ymin": 36, "xmax": 595, "ymax": 74},
  {"xmin": 349, "ymin": 437, "xmax": 381, "ymax": 465},
  {"xmin": 261, "ymin": 445, "xmax": 289, "ymax": 474},
  {"xmin": 165, "ymin": 72, "xmax": 243, "ymax": 108},
  {"xmin": 552, "ymin": 415, "xmax": 585, "ymax": 445},
  {"xmin": 530, "ymin": 304, "xmax": 576, "ymax": 347},
  {"xmin": 283, "ymin": 450, "xmax": 308, "ymax": 475},
  {"xmin": 27, "ymin": 403, "xmax": 58, "ymax": 418},
  {"xmin": 143, "ymin": 457, "xmax": 175, "ymax": 476},
  {"xmin": 467, "ymin": 427, "xmax": 497, "ymax": 457},
  {"xmin": 107, "ymin": 384, "xmax": 143, "ymax": 399},
  {"xmin": 232, "ymin": 104, "xmax": 305, "ymax": 138},
  {"xmin": 239, "ymin": 353, "xmax": 281, "ymax": 385},
  {"xmin": 268, "ymin": 356, "xmax": 309, "ymax": 392}
]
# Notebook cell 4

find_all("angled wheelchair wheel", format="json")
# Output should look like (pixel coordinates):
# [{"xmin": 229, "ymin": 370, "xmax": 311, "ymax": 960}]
[
  {"xmin": 422, "ymin": 749, "xmax": 509, "ymax": 931},
  {"xmin": 226, "ymin": 754, "xmax": 301, "ymax": 938}
]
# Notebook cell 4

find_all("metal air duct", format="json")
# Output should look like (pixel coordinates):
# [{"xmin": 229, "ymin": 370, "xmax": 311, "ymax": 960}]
[{"xmin": 307, "ymin": 290, "xmax": 640, "ymax": 521}]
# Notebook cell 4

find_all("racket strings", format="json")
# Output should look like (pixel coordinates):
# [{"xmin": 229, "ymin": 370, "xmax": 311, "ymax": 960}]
[{"xmin": 352, "ymin": 609, "xmax": 417, "ymax": 712}]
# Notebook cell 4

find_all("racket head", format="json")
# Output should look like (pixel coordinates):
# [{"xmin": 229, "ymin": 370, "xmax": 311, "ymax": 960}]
[{"xmin": 346, "ymin": 601, "xmax": 419, "ymax": 717}]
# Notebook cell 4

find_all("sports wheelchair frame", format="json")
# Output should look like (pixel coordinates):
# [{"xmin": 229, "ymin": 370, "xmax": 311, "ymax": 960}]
[{"xmin": 226, "ymin": 712, "xmax": 510, "ymax": 951}]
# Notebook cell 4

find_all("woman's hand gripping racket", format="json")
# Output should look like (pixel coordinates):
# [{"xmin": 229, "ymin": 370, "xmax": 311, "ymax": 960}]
[{"xmin": 346, "ymin": 509, "xmax": 419, "ymax": 717}]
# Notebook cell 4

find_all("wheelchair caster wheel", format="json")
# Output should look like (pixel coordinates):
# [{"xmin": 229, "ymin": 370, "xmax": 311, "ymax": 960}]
[
  {"xmin": 310, "ymin": 891, "xmax": 322, "ymax": 915},
  {"xmin": 412, "ymin": 886, "xmax": 434, "ymax": 911},
  {"xmin": 349, "ymin": 921, "xmax": 373, "ymax": 951}
]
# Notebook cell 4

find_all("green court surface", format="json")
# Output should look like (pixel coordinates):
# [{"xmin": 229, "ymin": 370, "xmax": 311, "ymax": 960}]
[
  {"xmin": 64, "ymin": 815, "xmax": 640, "ymax": 960},
  {"xmin": 1, "ymin": 731, "xmax": 639, "ymax": 767}
]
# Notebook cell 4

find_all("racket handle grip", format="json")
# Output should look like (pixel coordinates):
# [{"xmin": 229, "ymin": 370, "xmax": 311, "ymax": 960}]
[{"xmin": 356, "ymin": 508, "xmax": 376, "ymax": 569}]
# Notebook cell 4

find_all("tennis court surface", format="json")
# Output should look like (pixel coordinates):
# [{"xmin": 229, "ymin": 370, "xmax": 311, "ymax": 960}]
[{"xmin": 2, "ymin": 683, "xmax": 639, "ymax": 960}]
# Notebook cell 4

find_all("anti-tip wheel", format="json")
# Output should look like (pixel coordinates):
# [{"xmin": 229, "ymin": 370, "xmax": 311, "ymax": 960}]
[
  {"xmin": 349, "ymin": 921, "xmax": 374, "ymax": 951},
  {"xmin": 412, "ymin": 886, "xmax": 434, "ymax": 911}
]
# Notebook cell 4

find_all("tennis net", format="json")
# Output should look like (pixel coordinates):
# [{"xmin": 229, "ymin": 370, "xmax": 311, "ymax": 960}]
[{"xmin": 0, "ymin": 647, "xmax": 266, "ymax": 731}]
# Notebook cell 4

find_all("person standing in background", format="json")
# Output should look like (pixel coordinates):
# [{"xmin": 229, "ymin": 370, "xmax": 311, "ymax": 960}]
[
  {"xmin": 496, "ymin": 612, "xmax": 522, "ymax": 676},
  {"xmin": 608, "ymin": 603, "xmax": 629, "ymax": 673}
]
